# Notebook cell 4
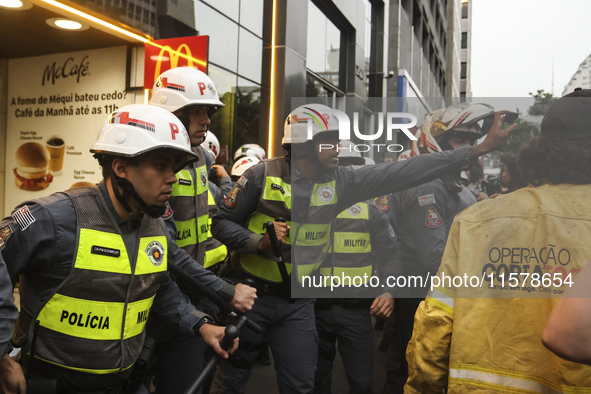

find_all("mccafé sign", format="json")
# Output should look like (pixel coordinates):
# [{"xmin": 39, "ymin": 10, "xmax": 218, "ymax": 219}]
[{"xmin": 144, "ymin": 35, "xmax": 209, "ymax": 89}]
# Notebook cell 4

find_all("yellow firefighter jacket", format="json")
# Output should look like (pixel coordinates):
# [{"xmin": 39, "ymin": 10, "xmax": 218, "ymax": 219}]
[{"xmin": 405, "ymin": 184, "xmax": 591, "ymax": 393}]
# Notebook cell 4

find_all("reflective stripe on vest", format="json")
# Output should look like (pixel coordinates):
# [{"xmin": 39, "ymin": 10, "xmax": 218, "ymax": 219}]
[
  {"xmin": 31, "ymin": 187, "xmax": 167, "ymax": 374},
  {"xmin": 449, "ymin": 365, "xmax": 571, "ymax": 393},
  {"xmin": 204, "ymin": 189, "xmax": 228, "ymax": 269},
  {"xmin": 426, "ymin": 289, "xmax": 455, "ymax": 314},
  {"xmin": 290, "ymin": 180, "xmax": 336, "ymax": 281},
  {"xmin": 170, "ymin": 146, "xmax": 210, "ymax": 263},
  {"xmin": 239, "ymin": 158, "xmax": 335, "ymax": 283},
  {"xmin": 319, "ymin": 203, "xmax": 373, "ymax": 283}
]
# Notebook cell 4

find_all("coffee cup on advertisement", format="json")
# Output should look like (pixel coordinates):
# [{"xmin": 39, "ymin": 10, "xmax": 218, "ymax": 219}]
[{"xmin": 46, "ymin": 136, "xmax": 65, "ymax": 175}]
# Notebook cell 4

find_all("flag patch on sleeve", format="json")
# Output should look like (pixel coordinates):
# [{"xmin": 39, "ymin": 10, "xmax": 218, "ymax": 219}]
[
  {"xmin": 418, "ymin": 194, "xmax": 436, "ymax": 206},
  {"xmin": 12, "ymin": 205, "xmax": 36, "ymax": 231}
]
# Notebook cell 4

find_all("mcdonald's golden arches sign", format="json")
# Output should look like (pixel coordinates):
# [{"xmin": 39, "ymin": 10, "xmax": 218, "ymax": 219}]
[{"xmin": 144, "ymin": 35, "xmax": 208, "ymax": 89}]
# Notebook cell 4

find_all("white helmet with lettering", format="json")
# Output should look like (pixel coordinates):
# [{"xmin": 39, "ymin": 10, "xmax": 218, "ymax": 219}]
[
  {"xmin": 412, "ymin": 102, "xmax": 495, "ymax": 154},
  {"xmin": 91, "ymin": 104, "xmax": 196, "ymax": 172},
  {"xmin": 234, "ymin": 143, "xmax": 266, "ymax": 161},
  {"xmin": 231, "ymin": 156, "xmax": 261, "ymax": 178},
  {"xmin": 203, "ymin": 131, "xmax": 221, "ymax": 159},
  {"xmin": 149, "ymin": 67, "xmax": 225, "ymax": 112},
  {"xmin": 283, "ymin": 103, "xmax": 342, "ymax": 145}
]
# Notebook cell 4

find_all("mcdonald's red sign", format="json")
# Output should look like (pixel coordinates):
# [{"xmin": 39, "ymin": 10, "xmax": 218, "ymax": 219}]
[{"xmin": 144, "ymin": 35, "xmax": 209, "ymax": 89}]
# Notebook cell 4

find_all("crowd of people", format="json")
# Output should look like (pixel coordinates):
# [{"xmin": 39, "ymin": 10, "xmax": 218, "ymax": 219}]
[{"xmin": 0, "ymin": 66, "xmax": 590, "ymax": 394}]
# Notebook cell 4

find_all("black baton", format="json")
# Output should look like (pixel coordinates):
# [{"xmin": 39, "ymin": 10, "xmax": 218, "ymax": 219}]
[
  {"xmin": 265, "ymin": 221, "xmax": 290, "ymax": 286},
  {"xmin": 184, "ymin": 317, "xmax": 245, "ymax": 394}
]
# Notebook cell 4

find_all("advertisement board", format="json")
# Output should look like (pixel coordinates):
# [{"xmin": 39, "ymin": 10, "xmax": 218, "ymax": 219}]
[{"xmin": 5, "ymin": 45, "xmax": 133, "ymax": 213}]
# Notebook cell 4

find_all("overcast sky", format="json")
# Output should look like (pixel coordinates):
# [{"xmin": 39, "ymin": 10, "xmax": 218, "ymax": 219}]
[{"xmin": 471, "ymin": 0, "xmax": 591, "ymax": 98}]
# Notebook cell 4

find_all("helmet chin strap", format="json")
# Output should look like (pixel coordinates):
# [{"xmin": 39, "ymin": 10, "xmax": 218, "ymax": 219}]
[
  {"xmin": 110, "ymin": 172, "xmax": 166, "ymax": 218},
  {"xmin": 177, "ymin": 111, "xmax": 191, "ymax": 133},
  {"xmin": 110, "ymin": 171, "xmax": 133, "ymax": 213}
]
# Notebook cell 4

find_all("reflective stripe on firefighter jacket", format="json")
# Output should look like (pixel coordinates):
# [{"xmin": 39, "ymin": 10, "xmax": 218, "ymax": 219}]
[
  {"xmin": 239, "ymin": 157, "xmax": 336, "ymax": 283},
  {"xmin": 405, "ymin": 184, "xmax": 591, "ymax": 393},
  {"xmin": 170, "ymin": 146, "xmax": 209, "ymax": 264},
  {"xmin": 20, "ymin": 187, "xmax": 167, "ymax": 374},
  {"xmin": 204, "ymin": 189, "xmax": 228, "ymax": 269},
  {"xmin": 320, "ymin": 202, "xmax": 373, "ymax": 283}
]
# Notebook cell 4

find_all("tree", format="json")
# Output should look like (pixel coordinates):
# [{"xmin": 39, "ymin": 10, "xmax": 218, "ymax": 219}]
[
  {"xmin": 528, "ymin": 89, "xmax": 558, "ymax": 116},
  {"xmin": 498, "ymin": 119, "xmax": 540, "ymax": 156}
]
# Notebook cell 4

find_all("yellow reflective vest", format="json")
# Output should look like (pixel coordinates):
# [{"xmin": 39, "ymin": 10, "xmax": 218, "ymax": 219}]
[
  {"xmin": 406, "ymin": 184, "xmax": 591, "ymax": 393},
  {"xmin": 319, "ymin": 202, "xmax": 373, "ymax": 283},
  {"xmin": 204, "ymin": 189, "xmax": 228, "ymax": 269},
  {"xmin": 239, "ymin": 158, "xmax": 336, "ymax": 283},
  {"xmin": 20, "ymin": 187, "xmax": 167, "ymax": 374},
  {"xmin": 170, "ymin": 147, "xmax": 210, "ymax": 264}
]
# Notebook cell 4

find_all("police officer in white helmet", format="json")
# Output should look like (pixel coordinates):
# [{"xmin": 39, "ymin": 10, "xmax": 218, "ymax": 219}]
[
  {"xmin": 385, "ymin": 102, "xmax": 501, "ymax": 393},
  {"xmin": 314, "ymin": 140, "xmax": 400, "ymax": 393},
  {"xmin": 149, "ymin": 68, "xmax": 255, "ymax": 393},
  {"xmin": 0, "ymin": 105, "xmax": 239, "ymax": 393}
]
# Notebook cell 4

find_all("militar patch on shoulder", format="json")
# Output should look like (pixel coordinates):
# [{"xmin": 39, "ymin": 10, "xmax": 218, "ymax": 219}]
[
  {"xmin": 425, "ymin": 208, "xmax": 443, "ymax": 228},
  {"xmin": 376, "ymin": 196, "xmax": 389, "ymax": 211},
  {"xmin": 162, "ymin": 203, "xmax": 174, "ymax": 220},
  {"xmin": 0, "ymin": 224, "xmax": 14, "ymax": 251},
  {"xmin": 12, "ymin": 205, "xmax": 36, "ymax": 231},
  {"xmin": 224, "ymin": 187, "xmax": 240, "ymax": 208},
  {"xmin": 418, "ymin": 194, "xmax": 436, "ymax": 206}
]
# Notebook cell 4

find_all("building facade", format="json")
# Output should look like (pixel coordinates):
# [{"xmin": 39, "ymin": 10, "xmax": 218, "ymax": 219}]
[
  {"xmin": 460, "ymin": 0, "xmax": 472, "ymax": 99},
  {"xmin": 0, "ymin": 0, "xmax": 470, "ymax": 217},
  {"xmin": 563, "ymin": 53, "xmax": 591, "ymax": 96}
]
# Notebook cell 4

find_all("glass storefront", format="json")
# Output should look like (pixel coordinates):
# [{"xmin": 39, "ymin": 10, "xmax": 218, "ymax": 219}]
[
  {"xmin": 306, "ymin": 1, "xmax": 341, "ymax": 90},
  {"xmin": 234, "ymin": 78, "xmax": 262, "ymax": 156},
  {"xmin": 195, "ymin": 0, "xmax": 264, "ymax": 165},
  {"xmin": 195, "ymin": 0, "xmax": 383, "ymax": 163}
]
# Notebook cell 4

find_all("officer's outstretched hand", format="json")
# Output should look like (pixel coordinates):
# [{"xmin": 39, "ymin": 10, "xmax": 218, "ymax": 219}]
[
  {"xmin": 469, "ymin": 111, "xmax": 517, "ymax": 160},
  {"xmin": 370, "ymin": 293, "xmax": 394, "ymax": 318},
  {"xmin": 0, "ymin": 353, "xmax": 26, "ymax": 394},
  {"xmin": 257, "ymin": 221, "xmax": 290, "ymax": 252},
  {"xmin": 199, "ymin": 324, "xmax": 239, "ymax": 359},
  {"xmin": 230, "ymin": 283, "xmax": 257, "ymax": 312}
]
